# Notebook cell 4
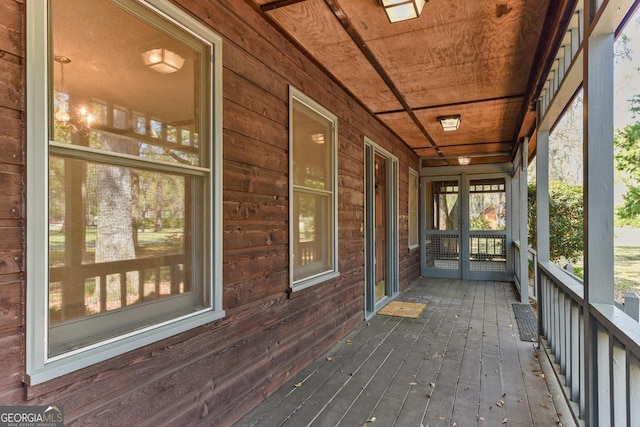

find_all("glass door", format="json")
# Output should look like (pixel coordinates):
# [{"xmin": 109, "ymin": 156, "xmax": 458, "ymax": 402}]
[{"xmin": 364, "ymin": 140, "xmax": 399, "ymax": 317}]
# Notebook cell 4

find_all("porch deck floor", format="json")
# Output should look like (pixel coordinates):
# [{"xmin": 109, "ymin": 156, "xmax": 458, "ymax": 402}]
[{"xmin": 235, "ymin": 278, "xmax": 571, "ymax": 427}]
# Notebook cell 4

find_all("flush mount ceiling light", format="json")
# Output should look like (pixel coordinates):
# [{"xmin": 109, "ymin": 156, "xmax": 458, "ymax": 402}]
[
  {"xmin": 438, "ymin": 115, "xmax": 461, "ymax": 132},
  {"xmin": 381, "ymin": 0, "xmax": 427, "ymax": 23},
  {"xmin": 458, "ymin": 156, "xmax": 471, "ymax": 166},
  {"xmin": 311, "ymin": 133, "xmax": 325, "ymax": 144},
  {"xmin": 142, "ymin": 48, "xmax": 185, "ymax": 74}
]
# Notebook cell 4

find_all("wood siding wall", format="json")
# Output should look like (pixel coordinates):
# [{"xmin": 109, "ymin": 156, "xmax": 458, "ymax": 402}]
[{"xmin": 0, "ymin": 0, "xmax": 420, "ymax": 424}]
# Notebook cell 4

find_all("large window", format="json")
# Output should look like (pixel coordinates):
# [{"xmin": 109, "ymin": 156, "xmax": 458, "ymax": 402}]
[
  {"xmin": 26, "ymin": 0, "xmax": 224, "ymax": 384},
  {"xmin": 289, "ymin": 88, "xmax": 339, "ymax": 291}
]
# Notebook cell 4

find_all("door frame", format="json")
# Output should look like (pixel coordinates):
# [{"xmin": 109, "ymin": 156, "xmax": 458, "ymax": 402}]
[
  {"xmin": 419, "ymin": 164, "xmax": 514, "ymax": 282},
  {"xmin": 364, "ymin": 137, "xmax": 399, "ymax": 319}
]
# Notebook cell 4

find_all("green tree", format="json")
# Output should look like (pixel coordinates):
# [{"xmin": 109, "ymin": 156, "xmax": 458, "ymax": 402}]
[
  {"xmin": 615, "ymin": 94, "xmax": 640, "ymax": 222},
  {"xmin": 528, "ymin": 182, "xmax": 584, "ymax": 263}
]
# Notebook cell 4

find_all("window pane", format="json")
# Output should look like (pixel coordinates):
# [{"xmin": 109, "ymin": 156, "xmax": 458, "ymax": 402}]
[
  {"xmin": 48, "ymin": 155, "xmax": 206, "ymax": 356},
  {"xmin": 293, "ymin": 191, "xmax": 333, "ymax": 281},
  {"xmin": 50, "ymin": 0, "xmax": 209, "ymax": 166},
  {"xmin": 469, "ymin": 178, "xmax": 506, "ymax": 231},
  {"xmin": 426, "ymin": 180, "xmax": 459, "ymax": 231},
  {"xmin": 292, "ymin": 100, "xmax": 333, "ymax": 190}
]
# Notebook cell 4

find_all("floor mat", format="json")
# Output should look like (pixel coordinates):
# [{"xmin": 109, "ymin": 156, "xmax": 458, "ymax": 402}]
[
  {"xmin": 512, "ymin": 303, "xmax": 538, "ymax": 342},
  {"xmin": 378, "ymin": 301, "xmax": 426, "ymax": 318}
]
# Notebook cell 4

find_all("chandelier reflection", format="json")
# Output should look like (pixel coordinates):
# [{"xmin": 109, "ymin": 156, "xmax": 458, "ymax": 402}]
[{"xmin": 53, "ymin": 55, "xmax": 94, "ymax": 132}]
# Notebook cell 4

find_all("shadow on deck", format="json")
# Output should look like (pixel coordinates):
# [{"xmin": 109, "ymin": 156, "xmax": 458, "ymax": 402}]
[{"xmin": 235, "ymin": 278, "xmax": 573, "ymax": 426}]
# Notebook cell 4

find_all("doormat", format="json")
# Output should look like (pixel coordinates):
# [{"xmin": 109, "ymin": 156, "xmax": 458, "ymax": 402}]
[
  {"xmin": 378, "ymin": 301, "xmax": 426, "ymax": 319},
  {"xmin": 512, "ymin": 303, "xmax": 538, "ymax": 342}
]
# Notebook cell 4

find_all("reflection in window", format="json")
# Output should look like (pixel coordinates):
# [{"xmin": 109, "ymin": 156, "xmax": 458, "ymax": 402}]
[
  {"xmin": 290, "ymin": 89, "xmax": 338, "ymax": 288},
  {"xmin": 48, "ymin": 0, "xmax": 212, "ymax": 356}
]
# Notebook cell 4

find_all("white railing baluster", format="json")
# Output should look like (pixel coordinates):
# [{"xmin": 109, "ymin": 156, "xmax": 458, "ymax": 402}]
[
  {"xmin": 571, "ymin": 301, "xmax": 580, "ymax": 402},
  {"xmin": 630, "ymin": 353, "xmax": 640, "ymax": 425},
  {"xmin": 612, "ymin": 340, "xmax": 626, "ymax": 426},
  {"xmin": 597, "ymin": 324, "xmax": 611, "ymax": 426}
]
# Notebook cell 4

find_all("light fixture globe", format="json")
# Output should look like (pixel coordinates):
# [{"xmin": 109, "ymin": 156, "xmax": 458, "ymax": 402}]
[
  {"xmin": 438, "ymin": 115, "xmax": 462, "ymax": 132},
  {"xmin": 381, "ymin": 0, "xmax": 427, "ymax": 23},
  {"xmin": 458, "ymin": 156, "xmax": 471, "ymax": 166},
  {"xmin": 142, "ymin": 48, "xmax": 185, "ymax": 74}
]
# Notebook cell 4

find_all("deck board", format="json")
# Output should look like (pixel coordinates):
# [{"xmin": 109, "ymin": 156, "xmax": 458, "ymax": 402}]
[{"xmin": 234, "ymin": 278, "xmax": 574, "ymax": 427}]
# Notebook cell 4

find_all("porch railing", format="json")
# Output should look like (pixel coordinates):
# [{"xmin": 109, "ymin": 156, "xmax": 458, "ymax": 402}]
[
  {"xmin": 512, "ymin": 242, "xmax": 537, "ymax": 299},
  {"xmin": 538, "ymin": 260, "xmax": 640, "ymax": 425},
  {"xmin": 49, "ymin": 253, "xmax": 186, "ymax": 317}
]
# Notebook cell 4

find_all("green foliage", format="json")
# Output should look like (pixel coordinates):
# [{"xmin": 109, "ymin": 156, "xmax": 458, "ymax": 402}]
[
  {"xmin": 615, "ymin": 94, "xmax": 640, "ymax": 222},
  {"xmin": 469, "ymin": 215, "xmax": 491, "ymax": 231},
  {"xmin": 528, "ymin": 182, "xmax": 584, "ymax": 263}
]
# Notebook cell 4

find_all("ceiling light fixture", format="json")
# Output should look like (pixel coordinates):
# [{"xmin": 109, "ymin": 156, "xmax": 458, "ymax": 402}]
[
  {"xmin": 381, "ymin": 0, "xmax": 427, "ymax": 23},
  {"xmin": 311, "ymin": 133, "xmax": 325, "ymax": 144},
  {"xmin": 54, "ymin": 55, "xmax": 71, "ymax": 123},
  {"xmin": 438, "ymin": 115, "xmax": 461, "ymax": 131},
  {"xmin": 458, "ymin": 156, "xmax": 471, "ymax": 166},
  {"xmin": 142, "ymin": 48, "xmax": 185, "ymax": 74}
]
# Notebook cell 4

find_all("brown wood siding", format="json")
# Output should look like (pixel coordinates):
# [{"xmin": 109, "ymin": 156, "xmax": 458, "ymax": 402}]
[
  {"xmin": 1, "ymin": 0, "xmax": 420, "ymax": 425},
  {"xmin": 0, "ymin": 0, "xmax": 25, "ymax": 405}
]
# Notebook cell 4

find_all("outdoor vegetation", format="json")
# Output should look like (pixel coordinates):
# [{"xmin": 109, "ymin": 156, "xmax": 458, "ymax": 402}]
[{"xmin": 527, "ymin": 13, "xmax": 640, "ymax": 303}]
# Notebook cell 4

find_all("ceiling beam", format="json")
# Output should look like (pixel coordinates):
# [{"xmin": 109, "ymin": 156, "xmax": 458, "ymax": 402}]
[
  {"xmin": 261, "ymin": 0, "xmax": 308, "ymax": 12},
  {"xmin": 375, "ymin": 94, "xmax": 526, "ymax": 116},
  {"xmin": 323, "ymin": 0, "xmax": 442, "ymax": 156},
  {"xmin": 410, "ymin": 140, "xmax": 513, "ymax": 150}
]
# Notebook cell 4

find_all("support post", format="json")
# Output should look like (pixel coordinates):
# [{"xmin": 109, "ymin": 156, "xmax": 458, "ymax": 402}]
[
  {"xmin": 583, "ymin": 1, "xmax": 615, "ymax": 424},
  {"xmin": 536, "ymin": 127, "xmax": 550, "ymax": 338},
  {"xmin": 535, "ymin": 129, "xmax": 550, "ymax": 264},
  {"xmin": 519, "ymin": 139, "xmax": 529, "ymax": 302}
]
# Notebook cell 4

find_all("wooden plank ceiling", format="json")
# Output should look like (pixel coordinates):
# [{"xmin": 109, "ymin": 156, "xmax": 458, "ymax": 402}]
[{"xmin": 250, "ymin": 0, "xmax": 571, "ymax": 167}]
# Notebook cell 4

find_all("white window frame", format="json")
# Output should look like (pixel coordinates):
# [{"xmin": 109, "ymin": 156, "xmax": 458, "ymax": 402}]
[
  {"xmin": 289, "ymin": 87, "xmax": 339, "ymax": 292},
  {"xmin": 25, "ymin": 0, "xmax": 225, "ymax": 385},
  {"xmin": 408, "ymin": 167, "xmax": 419, "ymax": 249}
]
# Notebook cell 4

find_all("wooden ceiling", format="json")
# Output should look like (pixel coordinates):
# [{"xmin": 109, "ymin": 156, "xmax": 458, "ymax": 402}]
[{"xmin": 249, "ymin": 0, "xmax": 573, "ymax": 167}]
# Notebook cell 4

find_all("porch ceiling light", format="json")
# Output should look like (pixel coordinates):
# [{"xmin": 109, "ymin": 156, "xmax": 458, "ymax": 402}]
[
  {"xmin": 311, "ymin": 133, "xmax": 325, "ymax": 144},
  {"xmin": 381, "ymin": 0, "xmax": 427, "ymax": 23},
  {"xmin": 438, "ymin": 115, "xmax": 461, "ymax": 132},
  {"xmin": 142, "ymin": 48, "xmax": 185, "ymax": 74},
  {"xmin": 458, "ymin": 156, "xmax": 471, "ymax": 166}
]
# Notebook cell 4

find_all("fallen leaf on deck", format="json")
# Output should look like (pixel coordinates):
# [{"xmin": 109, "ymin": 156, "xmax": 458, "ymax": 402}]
[
  {"xmin": 502, "ymin": 418, "xmax": 508, "ymax": 424},
  {"xmin": 367, "ymin": 416, "xmax": 376, "ymax": 422},
  {"xmin": 496, "ymin": 400, "xmax": 504, "ymax": 407},
  {"xmin": 409, "ymin": 382, "xmax": 418, "ymax": 386},
  {"xmin": 294, "ymin": 382, "xmax": 302, "ymax": 388},
  {"xmin": 347, "ymin": 340, "xmax": 353, "ymax": 344},
  {"xmin": 327, "ymin": 356, "xmax": 334, "ymax": 361},
  {"xmin": 438, "ymin": 416, "xmax": 446, "ymax": 420},
  {"xmin": 478, "ymin": 416, "xmax": 485, "ymax": 421},
  {"xmin": 430, "ymin": 382, "xmax": 436, "ymax": 388}
]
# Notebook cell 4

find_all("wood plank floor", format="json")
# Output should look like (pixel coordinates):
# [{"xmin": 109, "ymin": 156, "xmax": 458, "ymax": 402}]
[{"xmin": 234, "ymin": 278, "xmax": 573, "ymax": 427}]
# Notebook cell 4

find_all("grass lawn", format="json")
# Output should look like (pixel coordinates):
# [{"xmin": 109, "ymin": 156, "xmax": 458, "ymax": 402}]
[{"xmin": 615, "ymin": 246, "xmax": 640, "ymax": 302}]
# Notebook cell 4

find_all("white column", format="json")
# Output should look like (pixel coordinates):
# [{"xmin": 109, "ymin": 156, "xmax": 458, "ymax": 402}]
[
  {"xmin": 536, "ymin": 128, "xmax": 550, "ymax": 263},
  {"xmin": 519, "ymin": 140, "xmax": 529, "ymax": 302},
  {"xmin": 583, "ymin": 27, "xmax": 614, "ymax": 306},
  {"xmin": 583, "ymin": 1, "xmax": 615, "ymax": 424}
]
